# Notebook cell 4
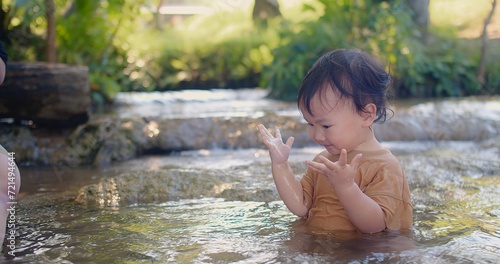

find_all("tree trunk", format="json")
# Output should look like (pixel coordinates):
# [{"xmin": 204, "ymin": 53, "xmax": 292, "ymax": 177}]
[
  {"xmin": 0, "ymin": 62, "xmax": 90, "ymax": 127},
  {"xmin": 478, "ymin": 0, "xmax": 497, "ymax": 86},
  {"xmin": 406, "ymin": 0, "xmax": 430, "ymax": 42},
  {"xmin": 46, "ymin": 0, "xmax": 57, "ymax": 63},
  {"xmin": 252, "ymin": 0, "xmax": 281, "ymax": 29},
  {"xmin": 155, "ymin": 0, "xmax": 165, "ymax": 30}
]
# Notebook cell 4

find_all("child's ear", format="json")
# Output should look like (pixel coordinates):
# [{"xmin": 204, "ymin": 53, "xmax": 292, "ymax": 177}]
[{"xmin": 361, "ymin": 103, "xmax": 377, "ymax": 125}]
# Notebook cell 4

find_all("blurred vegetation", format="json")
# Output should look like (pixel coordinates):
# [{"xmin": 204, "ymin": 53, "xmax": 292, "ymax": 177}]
[
  {"xmin": 0, "ymin": 0, "xmax": 498, "ymax": 104},
  {"xmin": 1, "ymin": 0, "xmax": 147, "ymax": 104}
]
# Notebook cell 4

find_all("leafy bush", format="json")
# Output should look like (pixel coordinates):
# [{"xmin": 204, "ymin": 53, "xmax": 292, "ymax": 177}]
[
  {"xmin": 394, "ymin": 34, "xmax": 480, "ymax": 98},
  {"xmin": 261, "ymin": 0, "xmax": 418, "ymax": 100},
  {"xmin": 3, "ymin": 0, "xmax": 499, "ymax": 103},
  {"xmin": 56, "ymin": 1, "xmax": 144, "ymax": 102},
  {"xmin": 261, "ymin": 0, "xmax": 497, "ymax": 100},
  {"xmin": 126, "ymin": 8, "xmax": 276, "ymax": 91}
]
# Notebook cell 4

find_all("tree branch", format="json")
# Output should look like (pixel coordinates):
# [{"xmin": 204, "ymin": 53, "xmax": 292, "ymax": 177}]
[{"xmin": 477, "ymin": 0, "xmax": 497, "ymax": 86}]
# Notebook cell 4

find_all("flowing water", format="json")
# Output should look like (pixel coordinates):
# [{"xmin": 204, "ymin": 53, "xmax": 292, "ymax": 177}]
[{"xmin": 4, "ymin": 89, "xmax": 500, "ymax": 263}]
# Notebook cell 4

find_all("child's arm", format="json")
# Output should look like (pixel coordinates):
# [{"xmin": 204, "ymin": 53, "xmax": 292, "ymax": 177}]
[
  {"xmin": 257, "ymin": 124, "xmax": 308, "ymax": 217},
  {"xmin": 306, "ymin": 149, "xmax": 385, "ymax": 233}
]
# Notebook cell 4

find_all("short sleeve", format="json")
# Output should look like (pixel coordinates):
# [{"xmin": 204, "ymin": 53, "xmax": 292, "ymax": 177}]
[
  {"xmin": 300, "ymin": 169, "xmax": 314, "ymax": 210},
  {"xmin": 363, "ymin": 161, "xmax": 413, "ymax": 230},
  {"xmin": 300, "ymin": 152, "xmax": 331, "ymax": 210}
]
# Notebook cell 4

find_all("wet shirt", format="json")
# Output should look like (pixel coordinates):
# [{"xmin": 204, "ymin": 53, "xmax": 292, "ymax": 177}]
[{"xmin": 300, "ymin": 149, "xmax": 413, "ymax": 232}]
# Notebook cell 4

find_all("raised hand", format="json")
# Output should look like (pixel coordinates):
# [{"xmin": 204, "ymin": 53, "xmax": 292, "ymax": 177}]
[
  {"xmin": 257, "ymin": 124, "xmax": 294, "ymax": 165},
  {"xmin": 305, "ymin": 149, "xmax": 362, "ymax": 190}
]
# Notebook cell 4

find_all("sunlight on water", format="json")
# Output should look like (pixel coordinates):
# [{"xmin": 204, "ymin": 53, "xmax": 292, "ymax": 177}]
[
  {"xmin": 10, "ymin": 142, "xmax": 500, "ymax": 263},
  {"xmin": 113, "ymin": 89, "xmax": 297, "ymax": 118},
  {"xmin": 6, "ymin": 91, "xmax": 500, "ymax": 263}
]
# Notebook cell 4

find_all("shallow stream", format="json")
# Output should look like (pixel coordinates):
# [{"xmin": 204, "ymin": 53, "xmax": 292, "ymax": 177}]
[{"xmin": 4, "ymin": 89, "xmax": 500, "ymax": 263}]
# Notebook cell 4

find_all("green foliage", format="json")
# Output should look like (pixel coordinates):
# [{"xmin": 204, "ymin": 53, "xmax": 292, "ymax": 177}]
[
  {"xmin": 261, "ymin": 0, "xmax": 496, "ymax": 100},
  {"xmin": 0, "ymin": 0, "xmax": 46, "ymax": 61},
  {"xmin": 2, "ymin": 0, "xmax": 145, "ymax": 102},
  {"xmin": 262, "ymin": 0, "xmax": 418, "ymax": 100},
  {"xmin": 394, "ymin": 34, "xmax": 480, "ymax": 97},
  {"xmin": 56, "ymin": 0, "xmax": 145, "ymax": 101},
  {"xmin": 484, "ymin": 48, "xmax": 500, "ymax": 94},
  {"xmin": 2, "ymin": 0, "xmax": 499, "ymax": 104},
  {"xmin": 126, "ymin": 8, "xmax": 277, "ymax": 91}
]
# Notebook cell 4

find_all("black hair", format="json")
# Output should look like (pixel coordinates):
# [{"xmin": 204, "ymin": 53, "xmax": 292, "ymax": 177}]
[{"xmin": 297, "ymin": 48, "xmax": 392, "ymax": 124}]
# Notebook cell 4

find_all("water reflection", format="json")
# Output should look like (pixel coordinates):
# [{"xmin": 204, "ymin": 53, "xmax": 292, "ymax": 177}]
[
  {"xmin": 9, "ymin": 141, "xmax": 500, "ymax": 263},
  {"xmin": 283, "ymin": 227, "xmax": 417, "ymax": 263},
  {"xmin": 5, "ymin": 90, "xmax": 500, "ymax": 263}
]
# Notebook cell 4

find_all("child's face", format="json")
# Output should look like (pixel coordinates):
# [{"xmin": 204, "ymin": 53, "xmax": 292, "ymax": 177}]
[{"xmin": 300, "ymin": 87, "xmax": 372, "ymax": 155}]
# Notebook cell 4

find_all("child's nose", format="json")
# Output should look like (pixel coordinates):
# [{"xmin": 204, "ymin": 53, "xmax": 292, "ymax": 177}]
[{"xmin": 313, "ymin": 128, "xmax": 326, "ymax": 142}]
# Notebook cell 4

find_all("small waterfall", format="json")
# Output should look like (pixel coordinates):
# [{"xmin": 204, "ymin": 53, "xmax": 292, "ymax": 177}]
[{"xmin": 1, "ymin": 90, "xmax": 499, "ymax": 166}]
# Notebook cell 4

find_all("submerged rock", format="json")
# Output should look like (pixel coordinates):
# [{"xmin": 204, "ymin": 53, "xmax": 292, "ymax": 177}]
[
  {"xmin": 75, "ymin": 165, "xmax": 281, "ymax": 207},
  {"xmin": 74, "ymin": 141, "xmax": 500, "ymax": 207},
  {"xmin": 76, "ymin": 168, "xmax": 225, "ymax": 206}
]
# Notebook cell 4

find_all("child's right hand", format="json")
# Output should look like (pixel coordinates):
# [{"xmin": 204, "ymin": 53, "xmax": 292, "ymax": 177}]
[{"xmin": 257, "ymin": 124, "xmax": 294, "ymax": 165}]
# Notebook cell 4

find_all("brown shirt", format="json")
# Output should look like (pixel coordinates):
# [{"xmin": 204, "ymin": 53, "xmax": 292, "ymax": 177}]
[{"xmin": 300, "ymin": 149, "xmax": 413, "ymax": 231}]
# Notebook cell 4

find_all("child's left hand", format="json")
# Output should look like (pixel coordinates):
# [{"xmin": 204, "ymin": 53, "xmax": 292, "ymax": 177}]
[{"xmin": 305, "ymin": 149, "xmax": 362, "ymax": 190}]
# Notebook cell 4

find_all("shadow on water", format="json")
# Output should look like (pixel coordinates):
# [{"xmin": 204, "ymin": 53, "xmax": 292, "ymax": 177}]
[{"xmin": 3, "ymin": 90, "xmax": 500, "ymax": 263}]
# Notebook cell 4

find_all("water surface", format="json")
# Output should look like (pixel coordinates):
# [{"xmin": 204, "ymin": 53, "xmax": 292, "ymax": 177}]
[
  {"xmin": 10, "ymin": 142, "xmax": 500, "ymax": 263},
  {"xmin": 4, "ymin": 90, "xmax": 500, "ymax": 263}
]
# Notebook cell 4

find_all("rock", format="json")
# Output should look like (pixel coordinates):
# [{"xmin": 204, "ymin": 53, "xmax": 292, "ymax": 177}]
[
  {"xmin": 376, "ymin": 99, "xmax": 500, "ymax": 141},
  {"xmin": 75, "ymin": 168, "xmax": 228, "ymax": 206},
  {"xmin": 2, "ymin": 97, "xmax": 499, "ymax": 166},
  {"xmin": 0, "ymin": 62, "xmax": 90, "ymax": 127}
]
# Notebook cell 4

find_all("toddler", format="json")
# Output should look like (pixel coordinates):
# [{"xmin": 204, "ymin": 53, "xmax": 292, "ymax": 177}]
[{"xmin": 258, "ymin": 48, "xmax": 412, "ymax": 233}]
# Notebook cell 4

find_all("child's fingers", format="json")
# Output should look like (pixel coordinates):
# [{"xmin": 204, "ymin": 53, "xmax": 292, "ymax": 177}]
[
  {"xmin": 285, "ymin": 137, "xmax": 294, "ymax": 148},
  {"xmin": 350, "ymin": 153, "xmax": 363, "ymax": 169},
  {"xmin": 257, "ymin": 124, "xmax": 267, "ymax": 135},
  {"xmin": 305, "ymin": 160, "xmax": 325, "ymax": 173},
  {"xmin": 257, "ymin": 125, "xmax": 274, "ymax": 148},
  {"xmin": 315, "ymin": 155, "xmax": 335, "ymax": 171},
  {"xmin": 338, "ymin": 149, "xmax": 348, "ymax": 166},
  {"xmin": 274, "ymin": 126, "xmax": 282, "ymax": 139},
  {"xmin": 257, "ymin": 126, "xmax": 266, "ymax": 141},
  {"xmin": 257, "ymin": 124, "xmax": 273, "ymax": 139}
]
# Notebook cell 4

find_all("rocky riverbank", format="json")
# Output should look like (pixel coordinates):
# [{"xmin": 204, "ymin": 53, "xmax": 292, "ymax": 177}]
[{"xmin": 1, "ymin": 96, "xmax": 499, "ymax": 167}]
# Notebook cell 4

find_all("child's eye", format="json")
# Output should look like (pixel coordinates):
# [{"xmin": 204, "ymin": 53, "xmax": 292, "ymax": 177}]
[
  {"xmin": 322, "ymin": 125, "xmax": 331, "ymax": 129},
  {"xmin": 307, "ymin": 123, "xmax": 314, "ymax": 127}
]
